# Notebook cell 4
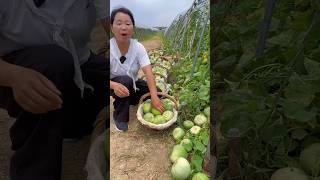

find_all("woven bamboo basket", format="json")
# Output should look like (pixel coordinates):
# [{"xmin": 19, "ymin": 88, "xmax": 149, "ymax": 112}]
[{"xmin": 136, "ymin": 92, "xmax": 178, "ymax": 130}]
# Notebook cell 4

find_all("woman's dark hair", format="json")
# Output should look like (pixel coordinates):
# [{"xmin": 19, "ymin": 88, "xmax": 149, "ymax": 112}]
[{"xmin": 111, "ymin": 7, "xmax": 135, "ymax": 26}]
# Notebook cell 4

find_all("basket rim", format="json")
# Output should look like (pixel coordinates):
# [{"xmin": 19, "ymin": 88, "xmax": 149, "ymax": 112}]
[
  {"xmin": 136, "ymin": 103, "xmax": 178, "ymax": 130},
  {"xmin": 138, "ymin": 92, "xmax": 178, "ymax": 108}
]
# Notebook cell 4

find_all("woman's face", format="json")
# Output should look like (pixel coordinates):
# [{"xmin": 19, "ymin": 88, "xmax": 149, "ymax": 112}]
[{"xmin": 111, "ymin": 12, "xmax": 134, "ymax": 44}]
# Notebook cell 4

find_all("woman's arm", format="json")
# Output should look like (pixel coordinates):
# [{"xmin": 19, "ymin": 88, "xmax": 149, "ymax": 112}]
[{"xmin": 142, "ymin": 65, "xmax": 165, "ymax": 113}]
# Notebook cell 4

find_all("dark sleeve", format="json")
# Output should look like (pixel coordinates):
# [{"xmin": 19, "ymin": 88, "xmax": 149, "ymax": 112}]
[
  {"xmin": 0, "ymin": 10, "xmax": 4, "ymax": 31},
  {"xmin": 0, "ymin": 4, "xmax": 4, "ymax": 25},
  {"xmin": 0, "ymin": 13, "xmax": 3, "ymax": 24},
  {"xmin": 0, "ymin": 0, "xmax": 12, "ymax": 28}
]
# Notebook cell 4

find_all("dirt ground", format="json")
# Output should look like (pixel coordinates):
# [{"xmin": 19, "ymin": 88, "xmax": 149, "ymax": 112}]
[
  {"xmin": 0, "ymin": 22, "xmax": 107, "ymax": 180},
  {"xmin": 110, "ymin": 36, "xmax": 176, "ymax": 180},
  {"xmin": 140, "ymin": 36, "xmax": 163, "ymax": 51}
]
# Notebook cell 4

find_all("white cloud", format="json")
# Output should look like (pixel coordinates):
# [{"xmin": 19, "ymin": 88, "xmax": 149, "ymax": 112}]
[{"xmin": 110, "ymin": 0, "xmax": 194, "ymax": 27}]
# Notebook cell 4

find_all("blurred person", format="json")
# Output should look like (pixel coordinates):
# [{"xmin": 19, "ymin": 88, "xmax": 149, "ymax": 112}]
[
  {"xmin": 110, "ymin": 7, "xmax": 164, "ymax": 132},
  {"xmin": 0, "ymin": 0, "xmax": 109, "ymax": 179}
]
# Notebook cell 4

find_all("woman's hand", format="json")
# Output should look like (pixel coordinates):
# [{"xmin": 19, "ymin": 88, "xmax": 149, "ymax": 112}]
[
  {"xmin": 151, "ymin": 95, "xmax": 165, "ymax": 113},
  {"xmin": 10, "ymin": 66, "xmax": 63, "ymax": 114},
  {"xmin": 141, "ymin": 65, "xmax": 165, "ymax": 113},
  {"xmin": 112, "ymin": 82, "xmax": 130, "ymax": 98}
]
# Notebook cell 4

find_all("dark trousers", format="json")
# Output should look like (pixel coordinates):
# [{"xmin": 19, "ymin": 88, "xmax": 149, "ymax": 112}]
[
  {"xmin": 0, "ymin": 45, "xmax": 109, "ymax": 180},
  {"xmin": 111, "ymin": 76, "xmax": 150, "ymax": 123}
]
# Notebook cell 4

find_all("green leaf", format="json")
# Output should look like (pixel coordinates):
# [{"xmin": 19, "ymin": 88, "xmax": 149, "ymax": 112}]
[
  {"xmin": 237, "ymin": 51, "xmax": 255, "ymax": 70},
  {"xmin": 275, "ymin": 141, "xmax": 286, "ymax": 155},
  {"xmin": 282, "ymin": 47, "xmax": 298, "ymax": 64},
  {"xmin": 249, "ymin": 81, "xmax": 268, "ymax": 96},
  {"xmin": 303, "ymin": 136, "xmax": 320, "ymax": 148},
  {"xmin": 281, "ymin": 99, "xmax": 317, "ymax": 122},
  {"xmin": 216, "ymin": 41, "xmax": 231, "ymax": 51},
  {"xmin": 252, "ymin": 110, "xmax": 269, "ymax": 129},
  {"xmin": 198, "ymin": 84, "xmax": 209, "ymax": 102},
  {"xmin": 284, "ymin": 73, "xmax": 320, "ymax": 106},
  {"xmin": 223, "ymin": 90, "xmax": 253, "ymax": 106},
  {"xmin": 262, "ymin": 123, "xmax": 288, "ymax": 146},
  {"xmin": 214, "ymin": 55, "xmax": 237, "ymax": 73},
  {"xmin": 221, "ymin": 112, "xmax": 253, "ymax": 136},
  {"xmin": 304, "ymin": 12, "xmax": 320, "ymax": 45},
  {"xmin": 193, "ymin": 71, "xmax": 202, "ymax": 78},
  {"xmin": 269, "ymin": 17, "xmax": 281, "ymax": 32},
  {"xmin": 191, "ymin": 153, "xmax": 203, "ymax": 172},
  {"xmin": 200, "ymin": 131, "xmax": 209, "ymax": 146},
  {"xmin": 304, "ymin": 58, "xmax": 320, "ymax": 77},
  {"xmin": 311, "ymin": 0, "xmax": 320, "ymax": 10},
  {"xmin": 224, "ymin": 79, "xmax": 240, "ymax": 90},
  {"xmin": 193, "ymin": 139, "xmax": 206, "ymax": 153},
  {"xmin": 310, "ymin": 47, "xmax": 320, "ymax": 63},
  {"xmin": 291, "ymin": 10, "xmax": 313, "ymax": 31},
  {"xmin": 238, "ymin": 20, "xmax": 256, "ymax": 34},
  {"xmin": 295, "ymin": 0, "xmax": 310, "ymax": 7},
  {"xmin": 211, "ymin": 3, "xmax": 229, "ymax": 17},
  {"xmin": 267, "ymin": 30, "xmax": 293, "ymax": 47},
  {"xmin": 293, "ymin": 49, "xmax": 308, "ymax": 75}
]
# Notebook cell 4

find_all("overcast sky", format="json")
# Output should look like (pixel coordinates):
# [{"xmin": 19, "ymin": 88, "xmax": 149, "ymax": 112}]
[{"xmin": 110, "ymin": 0, "xmax": 194, "ymax": 28}]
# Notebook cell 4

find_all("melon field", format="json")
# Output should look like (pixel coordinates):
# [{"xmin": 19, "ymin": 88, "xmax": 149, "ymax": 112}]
[
  {"xmin": 212, "ymin": 0, "xmax": 320, "ymax": 179},
  {"xmin": 109, "ymin": 0, "xmax": 211, "ymax": 179},
  {"xmin": 110, "ymin": 35, "xmax": 210, "ymax": 180}
]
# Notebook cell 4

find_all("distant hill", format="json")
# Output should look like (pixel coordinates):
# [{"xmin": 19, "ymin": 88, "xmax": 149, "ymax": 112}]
[{"xmin": 134, "ymin": 26, "xmax": 158, "ymax": 41}]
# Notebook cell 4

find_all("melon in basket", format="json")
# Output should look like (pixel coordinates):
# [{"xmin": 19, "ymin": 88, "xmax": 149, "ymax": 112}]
[
  {"xmin": 162, "ymin": 98, "xmax": 174, "ymax": 111},
  {"xmin": 141, "ymin": 98, "xmax": 175, "ymax": 125}
]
